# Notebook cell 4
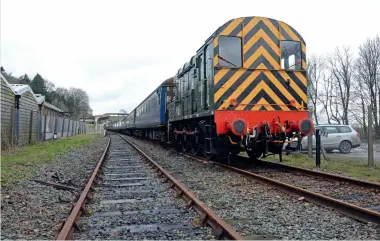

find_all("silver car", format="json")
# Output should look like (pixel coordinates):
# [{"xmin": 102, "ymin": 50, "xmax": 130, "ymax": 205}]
[{"xmin": 298, "ymin": 124, "xmax": 361, "ymax": 154}]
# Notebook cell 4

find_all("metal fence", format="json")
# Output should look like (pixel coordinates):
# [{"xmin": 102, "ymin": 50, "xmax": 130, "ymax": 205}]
[
  {"xmin": 1, "ymin": 110, "xmax": 89, "ymax": 150},
  {"xmin": 85, "ymin": 123, "xmax": 105, "ymax": 135}
]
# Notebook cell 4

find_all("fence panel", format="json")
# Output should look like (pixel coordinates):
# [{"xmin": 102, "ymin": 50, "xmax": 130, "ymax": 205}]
[
  {"xmin": 36, "ymin": 112, "xmax": 41, "ymax": 141},
  {"xmin": 1, "ymin": 103, "xmax": 96, "ymax": 150},
  {"xmin": 56, "ymin": 117, "xmax": 63, "ymax": 138}
]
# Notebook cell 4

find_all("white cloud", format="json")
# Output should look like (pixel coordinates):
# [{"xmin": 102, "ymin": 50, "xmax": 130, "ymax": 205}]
[{"xmin": 1, "ymin": 0, "xmax": 380, "ymax": 115}]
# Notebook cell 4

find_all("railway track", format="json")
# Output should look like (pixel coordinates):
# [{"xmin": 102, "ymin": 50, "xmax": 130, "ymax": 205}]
[
  {"xmin": 121, "ymin": 134, "xmax": 380, "ymax": 239},
  {"xmin": 56, "ymin": 134, "xmax": 242, "ymax": 240},
  {"xmin": 182, "ymin": 154, "xmax": 380, "ymax": 226},
  {"xmin": 253, "ymin": 159, "xmax": 380, "ymax": 209}
]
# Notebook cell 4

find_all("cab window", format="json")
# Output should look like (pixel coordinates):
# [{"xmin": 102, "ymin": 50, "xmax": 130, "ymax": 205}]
[
  {"xmin": 281, "ymin": 40, "xmax": 302, "ymax": 70},
  {"xmin": 218, "ymin": 36, "xmax": 242, "ymax": 68}
]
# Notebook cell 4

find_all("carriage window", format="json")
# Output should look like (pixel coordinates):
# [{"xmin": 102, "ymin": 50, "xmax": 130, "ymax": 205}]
[
  {"xmin": 218, "ymin": 36, "xmax": 242, "ymax": 68},
  {"xmin": 281, "ymin": 41, "xmax": 302, "ymax": 70}
]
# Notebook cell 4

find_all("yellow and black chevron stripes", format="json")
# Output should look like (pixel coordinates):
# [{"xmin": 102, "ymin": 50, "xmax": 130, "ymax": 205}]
[
  {"xmin": 242, "ymin": 17, "xmax": 280, "ymax": 69},
  {"xmin": 210, "ymin": 17, "xmax": 308, "ymax": 111},
  {"xmin": 213, "ymin": 16, "xmax": 307, "ymax": 70},
  {"xmin": 213, "ymin": 68, "xmax": 307, "ymax": 111}
]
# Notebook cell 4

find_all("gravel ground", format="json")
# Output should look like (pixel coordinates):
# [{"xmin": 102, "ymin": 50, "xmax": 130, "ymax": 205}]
[
  {"xmin": 1, "ymin": 136, "xmax": 108, "ymax": 240},
  {"xmin": 73, "ymin": 134, "xmax": 214, "ymax": 240},
  {"xmin": 249, "ymin": 166, "xmax": 380, "ymax": 209},
  {"xmin": 124, "ymin": 135, "xmax": 380, "ymax": 240}
]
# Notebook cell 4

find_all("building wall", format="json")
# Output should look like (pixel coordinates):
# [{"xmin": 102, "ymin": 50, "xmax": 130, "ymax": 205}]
[
  {"xmin": 18, "ymin": 91, "xmax": 38, "ymax": 145},
  {"xmin": 1, "ymin": 78, "xmax": 15, "ymax": 146}
]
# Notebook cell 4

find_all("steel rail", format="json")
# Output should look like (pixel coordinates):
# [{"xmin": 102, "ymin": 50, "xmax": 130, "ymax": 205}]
[
  {"xmin": 118, "ymin": 135, "xmax": 243, "ymax": 240},
  {"xmin": 256, "ymin": 159, "xmax": 380, "ymax": 189},
  {"xmin": 56, "ymin": 137, "xmax": 111, "ymax": 240},
  {"xmin": 181, "ymin": 153, "xmax": 380, "ymax": 226}
]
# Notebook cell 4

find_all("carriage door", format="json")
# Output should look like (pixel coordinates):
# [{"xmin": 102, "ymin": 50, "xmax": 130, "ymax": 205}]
[
  {"xmin": 198, "ymin": 53, "xmax": 205, "ymax": 111},
  {"xmin": 205, "ymin": 44, "xmax": 213, "ymax": 109},
  {"xmin": 182, "ymin": 73, "xmax": 190, "ymax": 116}
]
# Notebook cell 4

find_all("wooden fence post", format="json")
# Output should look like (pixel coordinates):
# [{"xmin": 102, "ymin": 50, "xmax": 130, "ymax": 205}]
[
  {"xmin": 54, "ymin": 115, "xmax": 58, "ymax": 134},
  {"xmin": 368, "ymin": 105, "xmax": 374, "ymax": 167},
  {"xmin": 39, "ymin": 111, "xmax": 42, "ymax": 141},
  {"xmin": 67, "ymin": 119, "xmax": 71, "ymax": 137},
  {"xmin": 71, "ymin": 121, "xmax": 74, "ymax": 136},
  {"xmin": 43, "ymin": 114, "xmax": 47, "ymax": 141},
  {"xmin": 10, "ymin": 107, "xmax": 14, "ymax": 147},
  {"xmin": 28, "ymin": 111, "xmax": 33, "ymax": 144},
  {"xmin": 14, "ymin": 108, "xmax": 19, "ymax": 145},
  {"xmin": 61, "ymin": 118, "xmax": 65, "ymax": 138}
]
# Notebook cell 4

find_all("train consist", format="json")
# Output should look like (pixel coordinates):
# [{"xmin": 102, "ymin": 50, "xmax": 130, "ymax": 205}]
[{"xmin": 107, "ymin": 16, "xmax": 314, "ymax": 161}]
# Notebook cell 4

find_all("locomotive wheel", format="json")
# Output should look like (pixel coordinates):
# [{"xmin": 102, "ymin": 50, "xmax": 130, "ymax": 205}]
[
  {"xmin": 182, "ymin": 135, "xmax": 191, "ymax": 153},
  {"xmin": 191, "ymin": 136, "xmax": 201, "ymax": 156},
  {"xmin": 247, "ymin": 150, "xmax": 263, "ymax": 160},
  {"xmin": 174, "ymin": 134, "xmax": 182, "ymax": 152},
  {"xmin": 204, "ymin": 153, "xmax": 216, "ymax": 161}
]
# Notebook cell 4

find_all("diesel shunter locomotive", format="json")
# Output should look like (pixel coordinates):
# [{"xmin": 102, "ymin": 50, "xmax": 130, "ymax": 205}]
[{"xmin": 109, "ymin": 16, "xmax": 314, "ymax": 162}]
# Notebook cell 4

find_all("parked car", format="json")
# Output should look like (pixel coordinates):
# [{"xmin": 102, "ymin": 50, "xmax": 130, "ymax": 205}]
[{"xmin": 290, "ymin": 124, "xmax": 361, "ymax": 154}]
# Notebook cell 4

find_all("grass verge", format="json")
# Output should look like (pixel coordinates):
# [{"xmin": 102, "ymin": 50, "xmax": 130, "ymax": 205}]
[
  {"xmin": 1, "ymin": 134, "xmax": 103, "ymax": 187},
  {"xmin": 263, "ymin": 153, "xmax": 380, "ymax": 182}
]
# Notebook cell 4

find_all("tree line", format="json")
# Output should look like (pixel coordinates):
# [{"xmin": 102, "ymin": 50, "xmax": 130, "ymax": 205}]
[
  {"xmin": 307, "ymin": 35, "xmax": 380, "ymax": 138},
  {"xmin": 1, "ymin": 67, "xmax": 92, "ymax": 120}
]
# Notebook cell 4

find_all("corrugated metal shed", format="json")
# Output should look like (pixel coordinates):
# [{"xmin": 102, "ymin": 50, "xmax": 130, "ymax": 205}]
[{"xmin": 1, "ymin": 74, "xmax": 16, "ymax": 147}]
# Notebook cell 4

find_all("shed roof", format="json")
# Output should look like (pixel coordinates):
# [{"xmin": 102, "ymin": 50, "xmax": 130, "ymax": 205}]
[
  {"xmin": 8, "ymin": 84, "xmax": 39, "ymax": 103},
  {"xmin": 44, "ymin": 101, "xmax": 62, "ymax": 112},
  {"xmin": 10, "ymin": 84, "xmax": 32, "ymax": 94},
  {"xmin": 34, "ymin": 94, "xmax": 45, "ymax": 104}
]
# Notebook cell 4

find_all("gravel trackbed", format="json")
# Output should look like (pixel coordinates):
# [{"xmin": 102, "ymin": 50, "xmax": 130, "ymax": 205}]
[{"xmin": 1, "ymin": 136, "xmax": 108, "ymax": 240}]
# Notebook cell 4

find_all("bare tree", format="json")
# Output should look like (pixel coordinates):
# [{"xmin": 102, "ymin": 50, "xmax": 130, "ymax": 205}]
[
  {"xmin": 327, "ymin": 46, "xmax": 354, "ymax": 124},
  {"xmin": 307, "ymin": 54, "xmax": 326, "ymax": 124},
  {"xmin": 45, "ymin": 80, "xmax": 56, "ymax": 92},
  {"xmin": 318, "ymin": 74, "xmax": 332, "ymax": 124},
  {"xmin": 356, "ymin": 35, "xmax": 380, "ymax": 137},
  {"xmin": 349, "ymin": 73, "xmax": 370, "ymax": 137},
  {"xmin": 329, "ymin": 79, "xmax": 342, "ymax": 124}
]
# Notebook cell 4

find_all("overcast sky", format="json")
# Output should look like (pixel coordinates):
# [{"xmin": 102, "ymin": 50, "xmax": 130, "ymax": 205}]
[{"xmin": 1, "ymin": 0, "xmax": 380, "ymax": 115}]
